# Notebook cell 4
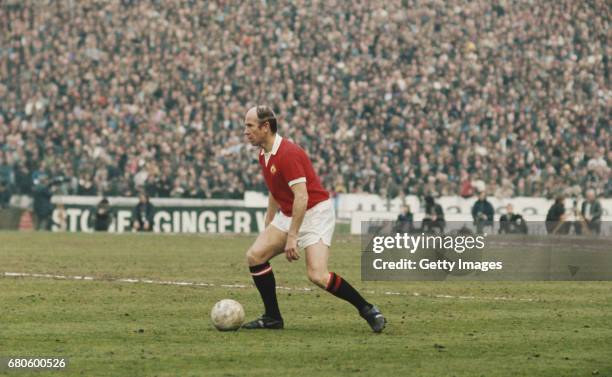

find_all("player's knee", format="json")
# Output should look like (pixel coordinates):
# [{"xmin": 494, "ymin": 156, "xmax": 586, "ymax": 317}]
[
  {"xmin": 245, "ymin": 247, "xmax": 265, "ymax": 266},
  {"xmin": 307, "ymin": 269, "xmax": 329, "ymax": 288}
]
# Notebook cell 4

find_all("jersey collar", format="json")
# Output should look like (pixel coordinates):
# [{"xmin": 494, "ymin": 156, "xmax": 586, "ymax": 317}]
[{"xmin": 261, "ymin": 134, "xmax": 282, "ymax": 166}]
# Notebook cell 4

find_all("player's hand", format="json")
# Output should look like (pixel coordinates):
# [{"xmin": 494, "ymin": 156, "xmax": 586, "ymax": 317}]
[{"xmin": 284, "ymin": 234, "xmax": 300, "ymax": 262}]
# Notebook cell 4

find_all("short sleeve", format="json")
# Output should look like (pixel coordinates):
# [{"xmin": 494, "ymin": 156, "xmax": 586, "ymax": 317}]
[{"xmin": 281, "ymin": 152, "xmax": 307, "ymax": 187}]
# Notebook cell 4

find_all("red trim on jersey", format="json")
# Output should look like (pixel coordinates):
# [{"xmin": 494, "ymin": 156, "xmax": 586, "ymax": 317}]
[{"xmin": 259, "ymin": 137, "xmax": 329, "ymax": 216}]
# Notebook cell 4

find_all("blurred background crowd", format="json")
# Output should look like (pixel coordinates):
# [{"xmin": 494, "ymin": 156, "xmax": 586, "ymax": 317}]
[{"xmin": 0, "ymin": 0, "xmax": 610, "ymax": 206}]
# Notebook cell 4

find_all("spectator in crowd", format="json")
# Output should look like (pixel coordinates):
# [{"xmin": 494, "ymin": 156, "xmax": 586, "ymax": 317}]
[
  {"xmin": 580, "ymin": 189, "xmax": 602, "ymax": 234},
  {"xmin": 0, "ymin": 1, "xmax": 609, "ymax": 200},
  {"xmin": 472, "ymin": 191, "xmax": 494, "ymax": 233},
  {"xmin": 0, "ymin": 154, "xmax": 13, "ymax": 187},
  {"xmin": 32, "ymin": 175, "xmax": 54, "ymax": 230},
  {"xmin": 131, "ymin": 193, "xmax": 154, "ymax": 232},
  {"xmin": 459, "ymin": 172, "xmax": 475, "ymax": 198},
  {"xmin": 546, "ymin": 196, "xmax": 569, "ymax": 235},
  {"xmin": 422, "ymin": 195, "xmax": 445, "ymax": 233},
  {"xmin": 0, "ymin": 178, "xmax": 11, "ymax": 208},
  {"xmin": 499, "ymin": 204, "xmax": 527, "ymax": 234},
  {"xmin": 396, "ymin": 205, "xmax": 414, "ymax": 233},
  {"xmin": 90, "ymin": 197, "xmax": 114, "ymax": 231}
]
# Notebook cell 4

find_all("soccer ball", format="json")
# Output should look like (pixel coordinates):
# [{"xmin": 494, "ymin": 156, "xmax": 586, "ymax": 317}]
[{"xmin": 210, "ymin": 299, "xmax": 245, "ymax": 331}]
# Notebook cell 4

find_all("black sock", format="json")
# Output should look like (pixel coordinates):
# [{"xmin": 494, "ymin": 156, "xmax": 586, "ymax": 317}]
[
  {"xmin": 249, "ymin": 262, "xmax": 282, "ymax": 320},
  {"xmin": 325, "ymin": 272, "xmax": 371, "ymax": 312}
]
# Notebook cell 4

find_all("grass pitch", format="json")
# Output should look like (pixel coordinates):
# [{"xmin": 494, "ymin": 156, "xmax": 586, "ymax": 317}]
[{"xmin": 1, "ymin": 231, "xmax": 611, "ymax": 377}]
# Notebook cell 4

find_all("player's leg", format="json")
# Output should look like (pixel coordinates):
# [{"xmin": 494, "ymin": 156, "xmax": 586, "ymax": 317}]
[
  {"xmin": 304, "ymin": 241, "xmax": 368, "ymax": 307},
  {"xmin": 246, "ymin": 224, "xmax": 287, "ymax": 265},
  {"xmin": 243, "ymin": 224, "xmax": 287, "ymax": 329},
  {"xmin": 304, "ymin": 240, "xmax": 386, "ymax": 333}
]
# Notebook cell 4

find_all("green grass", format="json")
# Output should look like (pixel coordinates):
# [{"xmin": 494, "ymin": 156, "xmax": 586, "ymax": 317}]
[{"xmin": 1, "ymin": 232, "xmax": 611, "ymax": 377}]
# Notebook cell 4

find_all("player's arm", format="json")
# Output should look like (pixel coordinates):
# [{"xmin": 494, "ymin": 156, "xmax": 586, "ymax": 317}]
[
  {"xmin": 285, "ymin": 182, "xmax": 308, "ymax": 262},
  {"xmin": 265, "ymin": 194, "xmax": 280, "ymax": 228}
]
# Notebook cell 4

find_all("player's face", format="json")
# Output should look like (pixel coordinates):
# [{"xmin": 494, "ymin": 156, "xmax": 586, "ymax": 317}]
[{"xmin": 244, "ymin": 110, "xmax": 265, "ymax": 146}]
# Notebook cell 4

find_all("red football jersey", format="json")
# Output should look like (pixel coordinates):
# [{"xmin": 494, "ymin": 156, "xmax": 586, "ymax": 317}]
[{"xmin": 258, "ymin": 135, "xmax": 329, "ymax": 216}]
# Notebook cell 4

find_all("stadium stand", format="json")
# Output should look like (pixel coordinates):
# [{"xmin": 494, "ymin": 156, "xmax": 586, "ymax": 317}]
[{"xmin": 0, "ymin": 0, "xmax": 609, "ymax": 200}]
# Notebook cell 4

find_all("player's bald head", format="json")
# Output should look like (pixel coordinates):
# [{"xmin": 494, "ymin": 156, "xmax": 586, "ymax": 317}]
[
  {"xmin": 245, "ymin": 105, "xmax": 277, "ymax": 133},
  {"xmin": 245, "ymin": 106, "xmax": 259, "ymax": 124}
]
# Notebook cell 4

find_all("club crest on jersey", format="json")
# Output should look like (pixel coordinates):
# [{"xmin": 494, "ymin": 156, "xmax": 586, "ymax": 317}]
[{"xmin": 270, "ymin": 164, "xmax": 277, "ymax": 175}]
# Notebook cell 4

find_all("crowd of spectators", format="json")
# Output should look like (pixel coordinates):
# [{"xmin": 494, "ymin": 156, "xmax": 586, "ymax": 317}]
[{"xmin": 0, "ymin": 0, "xmax": 610, "ymax": 202}]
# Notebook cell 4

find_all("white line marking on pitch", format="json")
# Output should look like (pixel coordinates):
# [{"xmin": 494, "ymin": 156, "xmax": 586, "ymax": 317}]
[{"xmin": 1, "ymin": 272, "xmax": 534, "ymax": 302}]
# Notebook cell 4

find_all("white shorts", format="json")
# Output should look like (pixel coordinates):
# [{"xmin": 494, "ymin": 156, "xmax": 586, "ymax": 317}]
[{"xmin": 271, "ymin": 199, "xmax": 335, "ymax": 249}]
